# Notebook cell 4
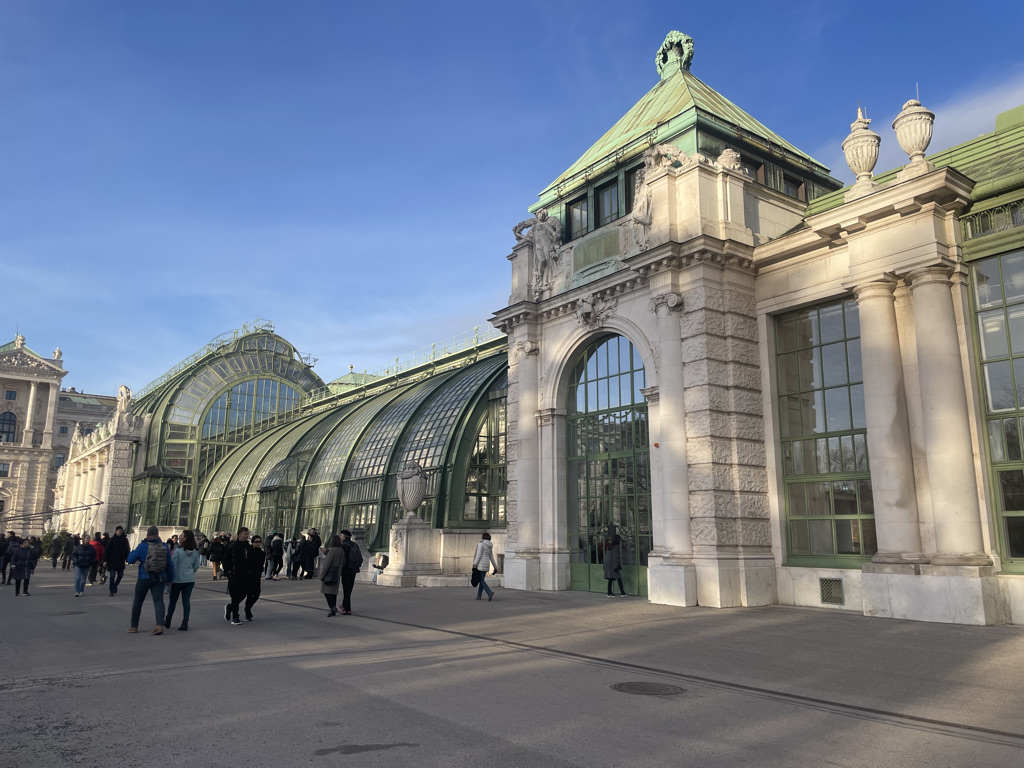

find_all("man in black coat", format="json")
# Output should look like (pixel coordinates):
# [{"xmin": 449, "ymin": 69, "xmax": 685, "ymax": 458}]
[
  {"xmin": 339, "ymin": 530, "xmax": 362, "ymax": 616},
  {"xmin": 104, "ymin": 526, "xmax": 131, "ymax": 596},
  {"xmin": 48, "ymin": 535, "xmax": 63, "ymax": 568},
  {"xmin": 0, "ymin": 532, "xmax": 15, "ymax": 584},
  {"xmin": 60, "ymin": 534, "xmax": 75, "ymax": 570},
  {"xmin": 222, "ymin": 529, "xmax": 256, "ymax": 625}
]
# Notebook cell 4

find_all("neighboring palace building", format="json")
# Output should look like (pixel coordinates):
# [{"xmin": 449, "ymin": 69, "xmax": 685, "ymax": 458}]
[{"xmin": 50, "ymin": 32, "xmax": 1024, "ymax": 626}]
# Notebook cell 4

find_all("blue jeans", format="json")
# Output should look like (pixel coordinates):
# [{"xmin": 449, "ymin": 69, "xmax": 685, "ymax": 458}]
[
  {"xmin": 166, "ymin": 582, "xmax": 195, "ymax": 626},
  {"xmin": 130, "ymin": 577, "xmax": 167, "ymax": 629},
  {"xmin": 108, "ymin": 568, "xmax": 125, "ymax": 594},
  {"xmin": 74, "ymin": 566, "xmax": 89, "ymax": 594},
  {"xmin": 477, "ymin": 573, "xmax": 492, "ymax": 598}
]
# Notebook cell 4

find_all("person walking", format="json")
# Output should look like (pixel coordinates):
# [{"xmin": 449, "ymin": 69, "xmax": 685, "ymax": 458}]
[
  {"xmin": 48, "ymin": 534, "xmax": 63, "ymax": 569},
  {"xmin": 603, "ymin": 529, "xmax": 627, "ymax": 597},
  {"xmin": 286, "ymin": 537, "xmax": 299, "ymax": 579},
  {"xmin": 268, "ymin": 534, "xmax": 284, "ymax": 580},
  {"xmin": 165, "ymin": 529, "xmax": 200, "ymax": 631},
  {"xmin": 243, "ymin": 535, "xmax": 267, "ymax": 621},
  {"xmin": 87, "ymin": 533, "xmax": 105, "ymax": 586},
  {"xmin": 472, "ymin": 532, "xmax": 499, "ymax": 602},
  {"xmin": 197, "ymin": 534, "xmax": 209, "ymax": 567},
  {"xmin": 125, "ymin": 525, "xmax": 174, "ymax": 635},
  {"xmin": 0, "ymin": 531, "xmax": 16, "ymax": 584},
  {"xmin": 104, "ymin": 526, "xmax": 130, "ymax": 596},
  {"xmin": 222, "ymin": 528, "xmax": 251, "ymax": 625},
  {"xmin": 71, "ymin": 536, "xmax": 96, "ymax": 597},
  {"xmin": 60, "ymin": 534, "xmax": 75, "ymax": 570},
  {"xmin": 208, "ymin": 534, "xmax": 225, "ymax": 580},
  {"xmin": 338, "ymin": 530, "xmax": 362, "ymax": 615},
  {"xmin": 318, "ymin": 535, "xmax": 346, "ymax": 617},
  {"xmin": 9, "ymin": 538, "xmax": 37, "ymax": 596},
  {"xmin": 302, "ymin": 533, "xmax": 318, "ymax": 579}
]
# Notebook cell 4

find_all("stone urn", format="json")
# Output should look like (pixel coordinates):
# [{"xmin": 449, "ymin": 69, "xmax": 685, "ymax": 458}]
[
  {"xmin": 842, "ymin": 107, "xmax": 881, "ymax": 183},
  {"xmin": 397, "ymin": 460, "xmax": 427, "ymax": 518},
  {"xmin": 892, "ymin": 99, "xmax": 934, "ymax": 164}
]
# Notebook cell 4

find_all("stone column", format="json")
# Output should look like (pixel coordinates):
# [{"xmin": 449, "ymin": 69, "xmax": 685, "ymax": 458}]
[
  {"xmin": 89, "ymin": 460, "xmax": 107, "ymax": 533},
  {"xmin": 854, "ymin": 280, "xmax": 927, "ymax": 563},
  {"xmin": 21, "ymin": 381, "xmax": 38, "ymax": 446},
  {"xmin": 41, "ymin": 383, "xmax": 59, "ymax": 449},
  {"xmin": 645, "ymin": 292, "xmax": 697, "ymax": 606},
  {"xmin": 907, "ymin": 267, "xmax": 989, "ymax": 564},
  {"xmin": 536, "ymin": 407, "xmax": 568, "ymax": 590},
  {"xmin": 506, "ymin": 339, "xmax": 542, "ymax": 590}
]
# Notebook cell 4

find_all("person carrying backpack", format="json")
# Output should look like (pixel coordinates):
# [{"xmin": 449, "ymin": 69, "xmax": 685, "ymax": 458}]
[
  {"xmin": 71, "ymin": 537, "xmax": 96, "ymax": 596},
  {"xmin": 125, "ymin": 525, "xmax": 175, "ymax": 635},
  {"xmin": 338, "ymin": 530, "xmax": 363, "ymax": 616}
]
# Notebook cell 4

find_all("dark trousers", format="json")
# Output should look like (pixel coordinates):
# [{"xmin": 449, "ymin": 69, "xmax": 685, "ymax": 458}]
[
  {"xmin": 606, "ymin": 578, "xmax": 625, "ymax": 595},
  {"xmin": 166, "ymin": 582, "xmax": 195, "ymax": 626},
  {"xmin": 0, "ymin": 558, "xmax": 9, "ymax": 583},
  {"xmin": 227, "ymin": 578, "xmax": 247, "ymax": 620},
  {"xmin": 88, "ymin": 562, "xmax": 99, "ymax": 583},
  {"xmin": 51, "ymin": 555, "xmax": 58, "ymax": 568},
  {"xmin": 130, "ymin": 578, "xmax": 166, "ymax": 629},
  {"xmin": 341, "ymin": 571, "xmax": 356, "ymax": 612},
  {"xmin": 245, "ymin": 581, "xmax": 261, "ymax": 618},
  {"xmin": 272, "ymin": 556, "xmax": 283, "ymax": 577},
  {"xmin": 14, "ymin": 577, "xmax": 29, "ymax": 595},
  {"xmin": 108, "ymin": 568, "xmax": 125, "ymax": 594},
  {"xmin": 325, "ymin": 593, "xmax": 337, "ymax": 612},
  {"xmin": 61, "ymin": 554, "xmax": 72, "ymax": 570}
]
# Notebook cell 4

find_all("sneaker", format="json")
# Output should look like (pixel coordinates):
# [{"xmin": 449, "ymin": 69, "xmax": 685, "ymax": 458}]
[
  {"xmin": 127, "ymin": 627, "xmax": 138, "ymax": 633},
  {"xmin": 618, "ymin": 593, "xmax": 628, "ymax": 598},
  {"xmin": 74, "ymin": 592, "xmax": 80, "ymax": 597},
  {"xmin": 488, "ymin": 593, "xmax": 493, "ymax": 602},
  {"xmin": 606, "ymin": 593, "xmax": 614, "ymax": 598},
  {"xmin": 230, "ymin": 618, "xmax": 242, "ymax": 625},
  {"xmin": 342, "ymin": 610, "xmax": 352, "ymax": 615},
  {"xmin": 22, "ymin": 592, "xmax": 29, "ymax": 597},
  {"xmin": 178, "ymin": 623, "xmax": 188, "ymax": 631},
  {"xmin": 244, "ymin": 616, "xmax": 253, "ymax": 622},
  {"xmin": 150, "ymin": 627, "xmax": 164, "ymax": 636},
  {"xmin": 224, "ymin": 604, "xmax": 231, "ymax": 622}
]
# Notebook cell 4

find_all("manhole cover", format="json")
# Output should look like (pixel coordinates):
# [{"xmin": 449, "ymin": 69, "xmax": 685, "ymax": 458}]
[
  {"xmin": 49, "ymin": 611, "xmax": 86, "ymax": 616},
  {"xmin": 610, "ymin": 681, "xmax": 685, "ymax": 696}
]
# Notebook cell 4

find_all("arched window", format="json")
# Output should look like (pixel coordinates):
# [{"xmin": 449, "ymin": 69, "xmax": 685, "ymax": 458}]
[{"xmin": 0, "ymin": 413, "xmax": 16, "ymax": 443}]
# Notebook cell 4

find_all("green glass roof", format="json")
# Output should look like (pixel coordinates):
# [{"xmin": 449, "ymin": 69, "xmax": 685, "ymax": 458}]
[
  {"xmin": 0, "ymin": 338, "xmax": 45, "ymax": 358},
  {"xmin": 539, "ymin": 64, "xmax": 829, "ymax": 205}
]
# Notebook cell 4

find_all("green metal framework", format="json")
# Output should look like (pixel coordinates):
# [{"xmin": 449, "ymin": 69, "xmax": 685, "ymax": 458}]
[
  {"xmin": 971, "ymin": 250, "xmax": 1024, "ymax": 571},
  {"xmin": 194, "ymin": 352, "xmax": 508, "ymax": 548},
  {"xmin": 775, "ymin": 299, "xmax": 876, "ymax": 568}
]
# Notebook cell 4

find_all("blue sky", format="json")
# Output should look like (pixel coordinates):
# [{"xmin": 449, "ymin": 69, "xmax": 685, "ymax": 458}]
[{"xmin": 2, "ymin": 0, "xmax": 1023, "ymax": 395}]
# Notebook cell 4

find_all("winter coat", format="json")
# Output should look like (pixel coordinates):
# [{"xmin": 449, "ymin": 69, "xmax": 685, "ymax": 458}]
[
  {"xmin": 341, "ymin": 539, "xmax": 361, "ymax": 574},
  {"xmin": 270, "ymin": 537, "xmax": 284, "ymax": 559},
  {"xmin": 48, "ymin": 537, "xmax": 63, "ymax": 557},
  {"xmin": 88, "ymin": 540, "xmax": 105, "ymax": 563},
  {"xmin": 207, "ymin": 540, "xmax": 225, "ymax": 562},
  {"xmin": 72, "ymin": 543, "xmax": 96, "ymax": 569},
  {"xmin": 125, "ymin": 537, "xmax": 175, "ymax": 582},
  {"xmin": 318, "ymin": 545, "xmax": 346, "ymax": 596},
  {"xmin": 61, "ymin": 538, "xmax": 75, "ymax": 556},
  {"xmin": 297, "ymin": 540, "xmax": 317, "ymax": 568},
  {"xmin": 9, "ymin": 545, "xmax": 37, "ymax": 580},
  {"xmin": 603, "ymin": 537, "xmax": 622, "ymax": 579},
  {"xmin": 104, "ymin": 534, "xmax": 131, "ymax": 570},
  {"xmin": 472, "ymin": 540, "xmax": 497, "ymax": 573},
  {"xmin": 171, "ymin": 548, "xmax": 201, "ymax": 583}
]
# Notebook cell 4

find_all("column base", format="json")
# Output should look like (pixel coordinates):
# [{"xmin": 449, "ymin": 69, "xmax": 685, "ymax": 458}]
[
  {"xmin": 503, "ymin": 549, "xmax": 540, "ymax": 591},
  {"xmin": 647, "ymin": 555, "xmax": 698, "ymax": 607},
  {"xmin": 872, "ymin": 551, "xmax": 930, "ymax": 565},
  {"xmin": 539, "ymin": 549, "xmax": 570, "ymax": 591},
  {"xmin": 929, "ymin": 552, "xmax": 993, "ymax": 567},
  {"xmin": 692, "ymin": 552, "xmax": 776, "ymax": 608},
  {"xmin": 862, "ymin": 563, "xmax": 1007, "ymax": 625},
  {"xmin": 380, "ymin": 514, "xmax": 440, "ymax": 587}
]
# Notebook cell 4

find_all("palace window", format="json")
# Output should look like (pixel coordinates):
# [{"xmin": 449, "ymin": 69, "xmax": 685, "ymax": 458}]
[
  {"xmin": 54, "ymin": 453, "xmax": 65, "ymax": 470},
  {"xmin": 624, "ymin": 166, "xmax": 640, "ymax": 214},
  {"xmin": 776, "ymin": 299, "xmax": 875, "ymax": 565},
  {"xmin": 0, "ymin": 462, "xmax": 10, "ymax": 478},
  {"xmin": 568, "ymin": 196, "xmax": 588, "ymax": 240},
  {"xmin": 972, "ymin": 250, "xmax": 1024, "ymax": 566},
  {"xmin": 4, "ymin": 391, "xmax": 15, "ymax": 401},
  {"xmin": 596, "ymin": 180, "xmax": 619, "ymax": 227},
  {"xmin": 59, "ymin": 426, "xmax": 68, "ymax": 435},
  {"xmin": 0, "ymin": 413, "xmax": 16, "ymax": 443}
]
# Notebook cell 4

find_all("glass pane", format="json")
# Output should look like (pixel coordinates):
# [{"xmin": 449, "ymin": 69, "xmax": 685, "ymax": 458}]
[
  {"xmin": 802, "ymin": 440, "xmax": 817, "ymax": 475},
  {"xmin": 790, "ymin": 520, "xmax": 810, "ymax": 554},
  {"xmin": 783, "ymin": 443, "xmax": 795, "ymax": 475},
  {"xmin": 854, "ymin": 434, "xmax": 869, "ymax": 471},
  {"xmin": 1006, "ymin": 517, "xmax": 1024, "ymax": 559},
  {"xmin": 1008, "ymin": 305, "xmax": 1024, "ymax": 355},
  {"xmin": 850, "ymin": 384, "xmax": 866, "ymax": 429},
  {"xmin": 779, "ymin": 396, "xmax": 803, "ymax": 438},
  {"xmin": 974, "ymin": 257, "xmax": 1004, "ymax": 309},
  {"xmin": 858, "ymin": 478, "xmax": 874, "ymax": 516},
  {"xmin": 778, "ymin": 352, "xmax": 801, "ymax": 395},
  {"xmin": 846, "ymin": 341, "xmax": 863, "ymax": 383},
  {"xmin": 1000, "ymin": 470, "xmax": 1024, "ymax": 511},
  {"xmin": 776, "ymin": 313, "xmax": 798, "ymax": 353},
  {"xmin": 841, "ymin": 434, "xmax": 855, "ymax": 472},
  {"xmin": 861, "ymin": 518, "xmax": 878, "ymax": 556},
  {"xmin": 832, "ymin": 481, "xmax": 858, "ymax": 515},
  {"xmin": 1016, "ymin": 358, "xmax": 1024, "ymax": 409},
  {"xmin": 795, "ymin": 309, "xmax": 819, "ymax": 349},
  {"xmin": 809, "ymin": 520, "xmax": 834, "ymax": 555},
  {"xmin": 828, "ymin": 436, "xmax": 842, "ymax": 473},
  {"xmin": 984, "ymin": 361, "xmax": 1015, "ymax": 411},
  {"xmin": 821, "ymin": 343, "xmax": 848, "ymax": 387},
  {"xmin": 800, "ymin": 348, "xmax": 822, "ymax": 390},
  {"xmin": 819, "ymin": 303, "xmax": 845, "ymax": 344},
  {"xmin": 804, "ymin": 391, "xmax": 827, "ymax": 434},
  {"xmin": 989, "ymin": 420, "xmax": 1007, "ymax": 463},
  {"xmin": 844, "ymin": 300, "xmax": 860, "ymax": 338},
  {"xmin": 816, "ymin": 438, "xmax": 829, "ymax": 474},
  {"xmin": 835, "ymin": 519, "xmax": 860, "ymax": 554},
  {"xmin": 978, "ymin": 310, "xmax": 1010, "ymax": 360},
  {"xmin": 1007, "ymin": 418, "xmax": 1022, "ymax": 462},
  {"xmin": 788, "ymin": 484, "xmax": 807, "ymax": 516},
  {"xmin": 807, "ymin": 481, "xmax": 831, "ymax": 514},
  {"xmin": 825, "ymin": 388, "xmax": 852, "ymax": 432},
  {"xmin": 1004, "ymin": 251, "xmax": 1024, "ymax": 302}
]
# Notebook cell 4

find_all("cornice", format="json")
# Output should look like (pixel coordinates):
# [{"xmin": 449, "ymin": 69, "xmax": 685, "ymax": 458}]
[{"xmin": 625, "ymin": 236, "xmax": 755, "ymax": 277}]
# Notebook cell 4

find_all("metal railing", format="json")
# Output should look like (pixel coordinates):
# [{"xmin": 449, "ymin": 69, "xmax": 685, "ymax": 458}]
[
  {"xmin": 134, "ymin": 319, "xmax": 275, "ymax": 400},
  {"xmin": 962, "ymin": 198, "xmax": 1024, "ymax": 241}
]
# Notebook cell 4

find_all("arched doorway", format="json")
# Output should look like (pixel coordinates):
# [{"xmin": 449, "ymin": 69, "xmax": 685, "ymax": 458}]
[{"xmin": 566, "ymin": 334, "xmax": 652, "ymax": 596}]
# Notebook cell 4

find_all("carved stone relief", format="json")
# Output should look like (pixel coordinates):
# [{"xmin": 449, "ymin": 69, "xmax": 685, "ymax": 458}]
[
  {"xmin": 576, "ymin": 294, "xmax": 618, "ymax": 330},
  {"xmin": 513, "ymin": 209, "xmax": 563, "ymax": 301}
]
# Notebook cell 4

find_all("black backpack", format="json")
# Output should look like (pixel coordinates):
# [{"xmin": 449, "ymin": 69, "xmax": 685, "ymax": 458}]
[{"xmin": 343, "ymin": 540, "xmax": 363, "ymax": 572}]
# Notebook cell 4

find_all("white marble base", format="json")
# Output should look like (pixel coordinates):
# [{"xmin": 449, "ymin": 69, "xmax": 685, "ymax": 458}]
[
  {"xmin": 1000, "ymin": 575, "xmax": 1024, "ymax": 624},
  {"xmin": 503, "ymin": 550, "xmax": 540, "ymax": 590},
  {"xmin": 861, "ymin": 564, "xmax": 1007, "ymax": 625},
  {"xmin": 379, "ymin": 514, "xmax": 440, "ymax": 587},
  {"xmin": 647, "ymin": 558, "xmax": 698, "ymax": 607},
  {"xmin": 415, "ymin": 574, "xmax": 505, "ymax": 588},
  {"xmin": 693, "ymin": 554, "xmax": 775, "ymax": 607},
  {"xmin": 775, "ymin": 566, "xmax": 863, "ymax": 611},
  {"xmin": 539, "ymin": 550, "xmax": 570, "ymax": 591}
]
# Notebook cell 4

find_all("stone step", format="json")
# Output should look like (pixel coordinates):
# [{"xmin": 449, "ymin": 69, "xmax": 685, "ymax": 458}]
[{"xmin": 415, "ymin": 574, "xmax": 504, "ymax": 588}]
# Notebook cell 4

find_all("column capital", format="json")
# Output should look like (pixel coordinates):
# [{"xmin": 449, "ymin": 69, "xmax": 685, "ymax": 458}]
[
  {"xmin": 647, "ymin": 292, "xmax": 682, "ymax": 316},
  {"xmin": 852, "ymin": 277, "xmax": 899, "ymax": 302},
  {"xmin": 534, "ymin": 407, "xmax": 565, "ymax": 427},
  {"xmin": 906, "ymin": 264, "xmax": 955, "ymax": 289},
  {"xmin": 640, "ymin": 385, "xmax": 660, "ymax": 404}
]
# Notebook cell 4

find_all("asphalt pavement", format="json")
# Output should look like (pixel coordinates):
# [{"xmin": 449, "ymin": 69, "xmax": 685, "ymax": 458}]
[{"xmin": 2, "ymin": 564, "xmax": 1023, "ymax": 767}]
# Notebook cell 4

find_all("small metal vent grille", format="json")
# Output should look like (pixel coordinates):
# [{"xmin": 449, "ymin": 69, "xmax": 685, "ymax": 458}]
[{"xmin": 819, "ymin": 577, "xmax": 845, "ymax": 605}]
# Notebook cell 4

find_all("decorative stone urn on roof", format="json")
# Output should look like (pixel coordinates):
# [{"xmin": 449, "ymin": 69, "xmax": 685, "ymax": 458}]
[
  {"xmin": 381, "ymin": 459, "xmax": 441, "ymax": 587},
  {"xmin": 842, "ymin": 107, "xmax": 881, "ymax": 201},
  {"xmin": 397, "ymin": 460, "xmax": 427, "ymax": 519},
  {"xmin": 893, "ymin": 99, "xmax": 935, "ymax": 181}
]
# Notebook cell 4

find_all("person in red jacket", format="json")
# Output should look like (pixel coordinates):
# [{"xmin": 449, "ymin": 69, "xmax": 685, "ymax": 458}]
[{"xmin": 87, "ymin": 532, "xmax": 105, "ymax": 585}]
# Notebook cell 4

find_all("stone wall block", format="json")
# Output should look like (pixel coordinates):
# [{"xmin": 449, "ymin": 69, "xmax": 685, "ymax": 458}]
[
  {"xmin": 722, "ymin": 289, "xmax": 756, "ymax": 315},
  {"xmin": 735, "ymin": 466, "xmax": 769, "ymax": 493},
  {"xmin": 680, "ymin": 287, "xmax": 726, "ymax": 313},
  {"xmin": 724, "ymin": 338, "xmax": 760, "ymax": 366},
  {"xmin": 726, "ymin": 363, "xmax": 763, "ymax": 390},
  {"xmin": 738, "ymin": 518, "xmax": 772, "ymax": 547},
  {"xmin": 729, "ymin": 413, "xmax": 766, "ymax": 442},
  {"xmin": 687, "ymin": 464, "xmax": 715, "ymax": 491},
  {"xmin": 733, "ymin": 440, "xmax": 767, "ymax": 467},
  {"xmin": 738, "ymin": 493, "xmax": 770, "ymax": 519},
  {"xmin": 681, "ymin": 309, "xmax": 726, "ymax": 339},
  {"xmin": 724, "ymin": 313, "xmax": 758, "ymax": 341},
  {"xmin": 729, "ymin": 389, "xmax": 764, "ymax": 416}
]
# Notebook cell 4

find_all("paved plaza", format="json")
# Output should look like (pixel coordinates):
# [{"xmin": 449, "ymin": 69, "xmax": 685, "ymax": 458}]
[{"xmin": 2, "ymin": 566, "xmax": 1023, "ymax": 767}]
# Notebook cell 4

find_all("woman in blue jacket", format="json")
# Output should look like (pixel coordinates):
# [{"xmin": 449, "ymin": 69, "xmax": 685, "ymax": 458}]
[{"xmin": 165, "ymin": 529, "xmax": 201, "ymax": 631}]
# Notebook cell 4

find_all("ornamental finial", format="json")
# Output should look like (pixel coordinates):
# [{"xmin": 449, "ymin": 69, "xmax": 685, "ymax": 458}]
[{"xmin": 656, "ymin": 31, "xmax": 694, "ymax": 79}]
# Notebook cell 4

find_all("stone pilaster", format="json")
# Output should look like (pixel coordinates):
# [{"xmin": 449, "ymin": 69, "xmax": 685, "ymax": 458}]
[
  {"xmin": 41, "ymin": 383, "xmax": 59, "ymax": 449},
  {"xmin": 21, "ymin": 381, "xmax": 38, "ymax": 447}
]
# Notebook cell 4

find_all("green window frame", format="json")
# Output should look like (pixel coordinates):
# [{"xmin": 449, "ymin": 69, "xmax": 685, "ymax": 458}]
[
  {"xmin": 595, "ymin": 179, "xmax": 619, "ymax": 227},
  {"xmin": 568, "ymin": 196, "xmax": 588, "ymax": 240},
  {"xmin": 971, "ymin": 249, "xmax": 1024, "ymax": 569},
  {"xmin": 776, "ymin": 298, "xmax": 876, "ymax": 567}
]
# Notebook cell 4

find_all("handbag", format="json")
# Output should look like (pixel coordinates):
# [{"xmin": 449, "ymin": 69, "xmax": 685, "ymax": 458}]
[
  {"xmin": 470, "ymin": 567, "xmax": 481, "ymax": 587},
  {"xmin": 322, "ymin": 565, "xmax": 340, "ymax": 585}
]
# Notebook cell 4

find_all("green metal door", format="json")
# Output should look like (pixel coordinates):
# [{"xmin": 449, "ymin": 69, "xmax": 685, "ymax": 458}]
[{"xmin": 566, "ymin": 335, "xmax": 652, "ymax": 596}]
